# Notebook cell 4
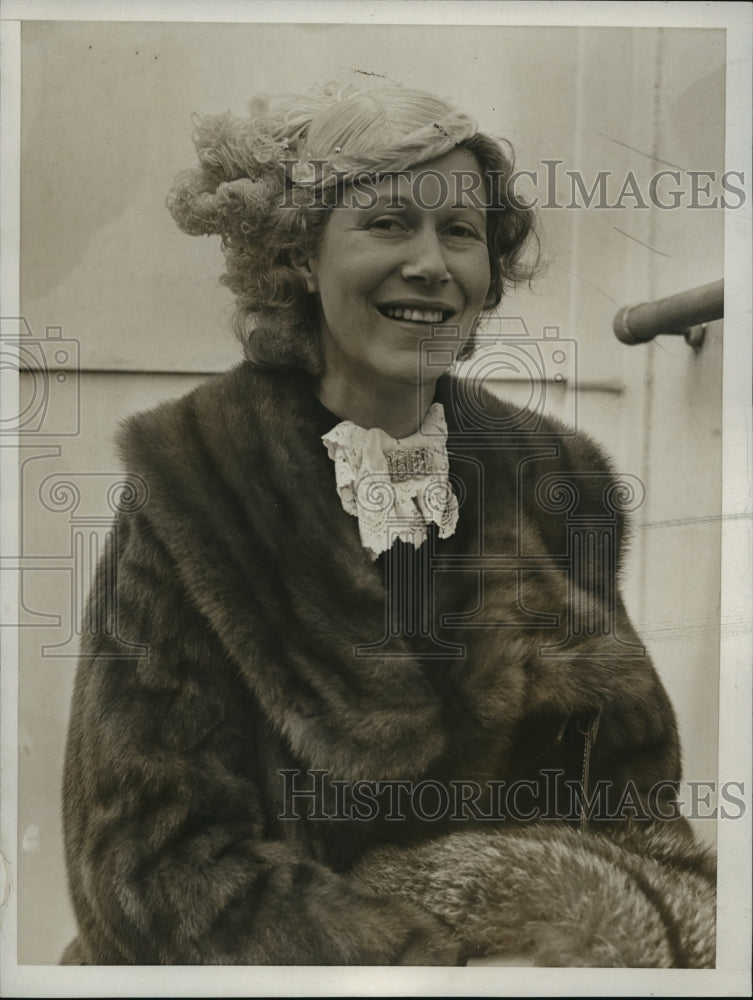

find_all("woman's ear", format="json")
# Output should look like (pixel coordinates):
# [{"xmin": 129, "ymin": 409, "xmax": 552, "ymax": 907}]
[{"xmin": 290, "ymin": 249, "xmax": 318, "ymax": 294}]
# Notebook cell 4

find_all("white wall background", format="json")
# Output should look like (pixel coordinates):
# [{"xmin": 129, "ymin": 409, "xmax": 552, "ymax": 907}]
[{"xmin": 15, "ymin": 21, "xmax": 726, "ymax": 963}]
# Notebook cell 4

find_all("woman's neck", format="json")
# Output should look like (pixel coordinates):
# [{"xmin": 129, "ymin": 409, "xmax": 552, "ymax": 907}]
[{"xmin": 316, "ymin": 371, "xmax": 438, "ymax": 439}]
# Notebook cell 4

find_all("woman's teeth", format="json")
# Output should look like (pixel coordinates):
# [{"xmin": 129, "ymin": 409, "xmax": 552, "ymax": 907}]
[{"xmin": 384, "ymin": 306, "xmax": 446, "ymax": 324}]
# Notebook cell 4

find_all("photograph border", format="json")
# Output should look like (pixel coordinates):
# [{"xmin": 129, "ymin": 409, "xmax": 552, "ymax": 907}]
[{"xmin": 1, "ymin": 1, "xmax": 750, "ymax": 996}]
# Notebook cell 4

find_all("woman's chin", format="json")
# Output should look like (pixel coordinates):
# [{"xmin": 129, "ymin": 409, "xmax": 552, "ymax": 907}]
[
  {"xmin": 368, "ymin": 344, "xmax": 458, "ymax": 386},
  {"xmin": 371, "ymin": 359, "xmax": 452, "ymax": 388}
]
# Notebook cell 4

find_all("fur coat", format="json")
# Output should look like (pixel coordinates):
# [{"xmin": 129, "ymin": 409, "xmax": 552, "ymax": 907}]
[{"xmin": 61, "ymin": 363, "xmax": 716, "ymax": 967}]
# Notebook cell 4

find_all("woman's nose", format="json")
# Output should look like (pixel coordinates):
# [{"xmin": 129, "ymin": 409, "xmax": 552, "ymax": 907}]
[{"xmin": 399, "ymin": 228, "xmax": 451, "ymax": 285}]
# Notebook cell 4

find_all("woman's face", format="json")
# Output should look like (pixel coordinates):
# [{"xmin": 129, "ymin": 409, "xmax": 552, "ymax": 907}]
[{"xmin": 298, "ymin": 148, "xmax": 491, "ymax": 388}]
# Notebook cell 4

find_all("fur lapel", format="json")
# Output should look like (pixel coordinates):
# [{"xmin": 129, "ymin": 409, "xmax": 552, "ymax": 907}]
[{"xmin": 118, "ymin": 363, "xmax": 675, "ymax": 784}]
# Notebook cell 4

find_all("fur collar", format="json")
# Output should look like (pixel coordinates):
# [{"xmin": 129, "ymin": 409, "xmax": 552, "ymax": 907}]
[{"xmin": 118, "ymin": 363, "xmax": 677, "ymax": 783}]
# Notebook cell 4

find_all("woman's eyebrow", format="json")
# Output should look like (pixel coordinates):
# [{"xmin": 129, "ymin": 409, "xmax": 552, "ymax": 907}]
[
  {"xmin": 351, "ymin": 193, "xmax": 486, "ymax": 217},
  {"xmin": 357, "ymin": 192, "xmax": 410, "ymax": 210},
  {"xmin": 449, "ymin": 202, "xmax": 486, "ymax": 220}
]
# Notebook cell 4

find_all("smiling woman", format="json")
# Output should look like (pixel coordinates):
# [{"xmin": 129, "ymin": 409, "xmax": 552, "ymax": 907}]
[
  {"xmin": 296, "ymin": 149, "xmax": 492, "ymax": 435},
  {"xmin": 60, "ymin": 81, "xmax": 716, "ymax": 967}
]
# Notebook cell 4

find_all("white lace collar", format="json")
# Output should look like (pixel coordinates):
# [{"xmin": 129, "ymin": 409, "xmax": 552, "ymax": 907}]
[{"xmin": 321, "ymin": 403, "xmax": 459, "ymax": 560}]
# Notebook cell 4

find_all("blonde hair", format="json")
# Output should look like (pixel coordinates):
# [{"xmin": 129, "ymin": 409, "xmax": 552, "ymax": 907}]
[{"xmin": 167, "ymin": 82, "xmax": 537, "ymax": 372}]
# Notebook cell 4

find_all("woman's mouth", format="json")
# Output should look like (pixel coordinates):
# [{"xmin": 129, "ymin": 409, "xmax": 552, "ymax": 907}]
[{"xmin": 377, "ymin": 305, "xmax": 454, "ymax": 324}]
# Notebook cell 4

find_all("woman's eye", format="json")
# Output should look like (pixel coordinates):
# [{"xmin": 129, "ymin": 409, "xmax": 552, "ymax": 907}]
[
  {"xmin": 369, "ymin": 218, "xmax": 401, "ymax": 232},
  {"xmin": 444, "ymin": 223, "xmax": 482, "ymax": 240},
  {"xmin": 368, "ymin": 217, "xmax": 407, "ymax": 233}
]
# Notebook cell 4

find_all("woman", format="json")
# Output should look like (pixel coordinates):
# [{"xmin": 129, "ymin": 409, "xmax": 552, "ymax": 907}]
[{"xmin": 61, "ymin": 83, "xmax": 715, "ymax": 967}]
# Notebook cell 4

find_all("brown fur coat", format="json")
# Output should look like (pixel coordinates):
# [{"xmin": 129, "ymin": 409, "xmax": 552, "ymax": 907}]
[{"xmin": 61, "ymin": 364, "xmax": 715, "ymax": 966}]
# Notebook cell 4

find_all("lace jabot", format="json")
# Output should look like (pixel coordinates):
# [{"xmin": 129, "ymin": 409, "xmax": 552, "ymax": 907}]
[{"xmin": 321, "ymin": 403, "xmax": 459, "ymax": 560}]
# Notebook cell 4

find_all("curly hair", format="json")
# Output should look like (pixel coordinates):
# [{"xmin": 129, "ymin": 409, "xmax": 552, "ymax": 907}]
[{"xmin": 167, "ymin": 82, "xmax": 539, "ymax": 372}]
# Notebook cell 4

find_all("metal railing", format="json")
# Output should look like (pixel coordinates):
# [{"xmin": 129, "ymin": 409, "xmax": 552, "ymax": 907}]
[{"xmin": 613, "ymin": 279, "xmax": 723, "ymax": 350}]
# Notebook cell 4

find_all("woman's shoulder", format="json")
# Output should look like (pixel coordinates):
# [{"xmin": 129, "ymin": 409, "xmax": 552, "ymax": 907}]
[
  {"xmin": 441, "ymin": 374, "xmax": 635, "ymax": 550},
  {"xmin": 116, "ymin": 363, "xmax": 304, "ymax": 472},
  {"xmin": 440, "ymin": 373, "xmax": 615, "ymax": 474}
]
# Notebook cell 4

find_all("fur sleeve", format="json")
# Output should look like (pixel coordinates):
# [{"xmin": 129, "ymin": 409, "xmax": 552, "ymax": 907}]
[
  {"xmin": 62, "ymin": 508, "xmax": 460, "ymax": 966},
  {"xmin": 349, "ymin": 823, "xmax": 716, "ymax": 968},
  {"xmin": 514, "ymin": 424, "xmax": 684, "ymax": 813}
]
